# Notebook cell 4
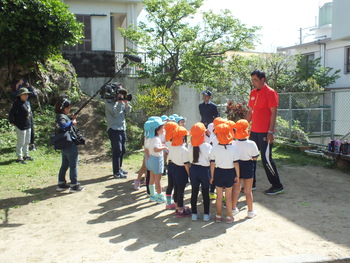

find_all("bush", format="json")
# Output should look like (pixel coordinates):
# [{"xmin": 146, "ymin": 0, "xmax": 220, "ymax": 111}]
[{"xmin": 276, "ymin": 116, "xmax": 309, "ymax": 142}]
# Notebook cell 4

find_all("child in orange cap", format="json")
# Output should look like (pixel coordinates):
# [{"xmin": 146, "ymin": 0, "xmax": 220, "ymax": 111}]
[
  {"xmin": 231, "ymin": 119, "xmax": 259, "ymax": 218},
  {"xmin": 209, "ymin": 123, "xmax": 240, "ymax": 223},
  {"xmin": 189, "ymin": 122, "xmax": 212, "ymax": 221},
  {"xmin": 208, "ymin": 117, "xmax": 228, "ymax": 200},
  {"xmin": 171, "ymin": 126, "xmax": 191, "ymax": 217},
  {"xmin": 164, "ymin": 121, "xmax": 179, "ymax": 209}
]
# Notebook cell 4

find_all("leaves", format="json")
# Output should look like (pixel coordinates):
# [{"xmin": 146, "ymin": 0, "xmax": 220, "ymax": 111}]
[
  {"xmin": 0, "ymin": 0, "xmax": 83, "ymax": 66},
  {"xmin": 120, "ymin": 0, "xmax": 259, "ymax": 90}
]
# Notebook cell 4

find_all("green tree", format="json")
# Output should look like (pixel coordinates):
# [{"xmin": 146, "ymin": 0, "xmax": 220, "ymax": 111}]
[
  {"xmin": 295, "ymin": 56, "xmax": 340, "ymax": 89},
  {"xmin": 120, "ymin": 0, "xmax": 259, "ymax": 90},
  {"xmin": 0, "ymin": 0, "xmax": 83, "ymax": 78}
]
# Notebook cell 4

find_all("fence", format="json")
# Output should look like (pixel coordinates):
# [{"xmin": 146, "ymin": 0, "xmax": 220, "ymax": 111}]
[
  {"xmin": 218, "ymin": 90, "xmax": 350, "ymax": 147},
  {"xmin": 115, "ymin": 52, "xmax": 163, "ymax": 76}
]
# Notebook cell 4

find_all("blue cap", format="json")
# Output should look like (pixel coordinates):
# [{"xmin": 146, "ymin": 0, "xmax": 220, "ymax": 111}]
[
  {"xmin": 161, "ymin": 115, "xmax": 169, "ymax": 121},
  {"xmin": 175, "ymin": 116, "xmax": 186, "ymax": 123},
  {"xmin": 144, "ymin": 117, "xmax": 165, "ymax": 138},
  {"xmin": 168, "ymin": 116, "xmax": 176, "ymax": 121},
  {"xmin": 171, "ymin": 114, "xmax": 179, "ymax": 118}
]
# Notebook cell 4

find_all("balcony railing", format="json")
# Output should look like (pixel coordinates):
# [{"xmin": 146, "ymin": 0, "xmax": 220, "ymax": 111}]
[{"xmin": 115, "ymin": 52, "xmax": 163, "ymax": 76}]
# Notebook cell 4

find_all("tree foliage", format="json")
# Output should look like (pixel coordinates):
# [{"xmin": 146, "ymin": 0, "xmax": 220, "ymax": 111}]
[
  {"xmin": 0, "ymin": 0, "xmax": 83, "ymax": 73},
  {"xmin": 224, "ymin": 52, "xmax": 341, "ymax": 96},
  {"xmin": 120, "ymin": 0, "xmax": 259, "ymax": 90}
]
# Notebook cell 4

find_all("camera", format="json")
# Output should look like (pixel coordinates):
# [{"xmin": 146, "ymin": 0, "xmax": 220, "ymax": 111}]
[{"xmin": 100, "ymin": 83, "xmax": 132, "ymax": 101}]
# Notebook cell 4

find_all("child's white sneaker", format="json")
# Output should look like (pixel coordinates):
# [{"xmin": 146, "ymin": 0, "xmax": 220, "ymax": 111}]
[{"xmin": 247, "ymin": 210, "xmax": 257, "ymax": 218}]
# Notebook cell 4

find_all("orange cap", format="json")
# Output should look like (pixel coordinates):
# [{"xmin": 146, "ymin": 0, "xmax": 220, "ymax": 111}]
[
  {"xmin": 190, "ymin": 122, "xmax": 206, "ymax": 146},
  {"xmin": 227, "ymin": 120, "xmax": 236, "ymax": 138},
  {"xmin": 213, "ymin": 117, "xmax": 227, "ymax": 128},
  {"xmin": 172, "ymin": 126, "xmax": 189, "ymax": 146},
  {"xmin": 234, "ymin": 119, "xmax": 250, "ymax": 139},
  {"xmin": 214, "ymin": 123, "xmax": 233, "ymax": 144},
  {"xmin": 164, "ymin": 121, "xmax": 179, "ymax": 142}
]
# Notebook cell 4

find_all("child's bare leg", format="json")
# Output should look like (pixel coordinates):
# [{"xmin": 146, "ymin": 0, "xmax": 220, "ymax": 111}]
[
  {"xmin": 154, "ymin": 174, "xmax": 162, "ymax": 194},
  {"xmin": 225, "ymin": 186, "xmax": 233, "ymax": 216},
  {"xmin": 215, "ymin": 187, "xmax": 223, "ymax": 216},
  {"xmin": 232, "ymin": 180, "xmax": 241, "ymax": 210},
  {"xmin": 243, "ymin": 178, "xmax": 254, "ymax": 211},
  {"xmin": 136, "ymin": 157, "xmax": 146, "ymax": 181}
]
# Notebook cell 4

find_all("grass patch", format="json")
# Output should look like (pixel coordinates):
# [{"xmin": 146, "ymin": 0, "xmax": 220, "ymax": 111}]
[{"xmin": 273, "ymin": 144, "xmax": 336, "ymax": 168}]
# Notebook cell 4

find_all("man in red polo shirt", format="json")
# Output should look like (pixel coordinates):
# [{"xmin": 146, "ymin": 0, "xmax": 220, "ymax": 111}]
[{"xmin": 246, "ymin": 70, "xmax": 284, "ymax": 195}]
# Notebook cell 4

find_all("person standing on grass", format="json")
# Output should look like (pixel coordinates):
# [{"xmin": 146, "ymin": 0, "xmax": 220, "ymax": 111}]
[
  {"xmin": 209, "ymin": 123, "xmax": 240, "ymax": 224},
  {"xmin": 54, "ymin": 98, "xmax": 84, "ymax": 193},
  {"xmin": 231, "ymin": 119, "xmax": 259, "ymax": 218},
  {"xmin": 188, "ymin": 122, "xmax": 212, "ymax": 222},
  {"xmin": 9, "ymin": 88, "xmax": 34, "ymax": 164},
  {"xmin": 246, "ymin": 70, "xmax": 284, "ymax": 195}
]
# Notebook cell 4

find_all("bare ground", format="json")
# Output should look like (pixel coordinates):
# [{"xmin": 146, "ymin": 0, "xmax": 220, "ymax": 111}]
[
  {"xmin": 1, "ymin": 152, "xmax": 350, "ymax": 263},
  {"xmin": 1, "ymin": 102, "xmax": 350, "ymax": 263}
]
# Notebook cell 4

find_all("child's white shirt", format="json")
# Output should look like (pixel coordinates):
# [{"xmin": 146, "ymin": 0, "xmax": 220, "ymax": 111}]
[
  {"xmin": 171, "ymin": 144, "xmax": 189, "ymax": 166},
  {"xmin": 188, "ymin": 142, "xmax": 212, "ymax": 167},
  {"xmin": 144, "ymin": 136, "xmax": 163, "ymax": 157},
  {"xmin": 232, "ymin": 139, "xmax": 259, "ymax": 161},
  {"xmin": 209, "ymin": 144, "xmax": 239, "ymax": 169}
]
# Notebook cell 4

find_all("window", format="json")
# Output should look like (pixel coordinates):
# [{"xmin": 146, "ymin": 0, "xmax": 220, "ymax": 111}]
[
  {"xmin": 62, "ymin": 15, "xmax": 91, "ymax": 51},
  {"xmin": 345, "ymin": 47, "xmax": 350, "ymax": 73}
]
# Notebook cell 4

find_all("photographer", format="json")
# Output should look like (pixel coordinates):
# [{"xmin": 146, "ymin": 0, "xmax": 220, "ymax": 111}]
[{"xmin": 104, "ymin": 83, "xmax": 132, "ymax": 179}]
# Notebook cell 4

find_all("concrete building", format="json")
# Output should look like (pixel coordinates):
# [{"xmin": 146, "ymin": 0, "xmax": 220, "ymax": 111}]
[
  {"xmin": 61, "ymin": 0, "xmax": 143, "ymax": 97},
  {"xmin": 278, "ymin": 0, "xmax": 350, "ymax": 90}
]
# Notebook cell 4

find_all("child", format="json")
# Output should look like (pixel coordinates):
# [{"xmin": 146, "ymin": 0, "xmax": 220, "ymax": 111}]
[
  {"xmin": 171, "ymin": 126, "xmax": 191, "ymax": 218},
  {"xmin": 164, "ymin": 121, "xmax": 179, "ymax": 209},
  {"xmin": 209, "ymin": 123, "xmax": 240, "ymax": 224},
  {"xmin": 232, "ymin": 119, "xmax": 259, "ymax": 218},
  {"xmin": 161, "ymin": 115, "xmax": 169, "ymax": 175},
  {"xmin": 175, "ymin": 116, "xmax": 186, "ymax": 127},
  {"xmin": 208, "ymin": 117, "xmax": 227, "ymax": 199},
  {"xmin": 189, "ymin": 122, "xmax": 212, "ymax": 222},
  {"xmin": 144, "ymin": 117, "xmax": 168, "ymax": 203}
]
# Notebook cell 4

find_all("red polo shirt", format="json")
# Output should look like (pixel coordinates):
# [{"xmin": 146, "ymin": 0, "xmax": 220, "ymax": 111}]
[{"xmin": 248, "ymin": 84, "xmax": 278, "ymax": 133}]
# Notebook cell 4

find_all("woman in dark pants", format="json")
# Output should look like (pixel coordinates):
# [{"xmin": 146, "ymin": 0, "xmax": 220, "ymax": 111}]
[{"xmin": 55, "ymin": 98, "xmax": 84, "ymax": 193}]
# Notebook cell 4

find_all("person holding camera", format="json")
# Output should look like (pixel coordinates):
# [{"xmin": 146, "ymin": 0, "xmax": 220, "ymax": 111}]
[{"xmin": 105, "ymin": 83, "xmax": 132, "ymax": 179}]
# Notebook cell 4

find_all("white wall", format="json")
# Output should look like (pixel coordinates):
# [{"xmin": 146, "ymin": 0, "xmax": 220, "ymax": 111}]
[
  {"xmin": 64, "ymin": 1, "xmax": 142, "ymax": 51},
  {"xmin": 170, "ymin": 85, "xmax": 201, "ymax": 130}
]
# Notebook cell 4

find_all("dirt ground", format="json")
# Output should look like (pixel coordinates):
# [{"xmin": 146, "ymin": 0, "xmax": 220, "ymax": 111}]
[
  {"xmin": 1, "ymin": 102, "xmax": 350, "ymax": 263},
  {"xmin": 1, "ymin": 150, "xmax": 350, "ymax": 263}
]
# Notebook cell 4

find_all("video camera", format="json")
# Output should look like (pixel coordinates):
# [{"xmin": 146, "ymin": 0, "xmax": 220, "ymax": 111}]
[{"xmin": 100, "ymin": 83, "xmax": 132, "ymax": 101}]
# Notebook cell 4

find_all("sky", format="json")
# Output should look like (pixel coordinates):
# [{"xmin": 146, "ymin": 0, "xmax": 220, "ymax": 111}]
[
  {"xmin": 139, "ymin": 0, "xmax": 331, "ymax": 53},
  {"xmin": 199, "ymin": 0, "xmax": 331, "ymax": 52}
]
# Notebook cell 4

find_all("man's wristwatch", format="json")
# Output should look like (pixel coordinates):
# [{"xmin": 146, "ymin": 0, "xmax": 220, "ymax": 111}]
[{"xmin": 268, "ymin": 130, "xmax": 275, "ymax": 134}]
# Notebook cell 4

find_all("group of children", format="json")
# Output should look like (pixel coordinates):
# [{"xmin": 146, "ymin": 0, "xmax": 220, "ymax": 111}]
[{"xmin": 135, "ymin": 114, "xmax": 259, "ymax": 224}]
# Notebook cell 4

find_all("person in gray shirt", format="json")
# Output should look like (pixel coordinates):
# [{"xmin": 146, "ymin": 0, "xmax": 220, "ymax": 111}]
[{"xmin": 105, "ymin": 83, "xmax": 132, "ymax": 178}]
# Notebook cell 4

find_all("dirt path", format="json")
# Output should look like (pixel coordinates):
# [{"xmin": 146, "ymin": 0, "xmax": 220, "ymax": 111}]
[{"xmin": 1, "ymin": 153, "xmax": 350, "ymax": 263}]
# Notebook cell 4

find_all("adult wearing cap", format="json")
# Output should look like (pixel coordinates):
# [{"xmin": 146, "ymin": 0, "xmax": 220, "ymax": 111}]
[
  {"xmin": 199, "ymin": 90, "xmax": 219, "ymax": 128},
  {"xmin": 246, "ymin": 70, "xmax": 284, "ymax": 195},
  {"xmin": 105, "ymin": 83, "xmax": 132, "ymax": 178},
  {"xmin": 188, "ymin": 122, "xmax": 213, "ymax": 222},
  {"xmin": 9, "ymin": 88, "xmax": 34, "ymax": 164}
]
